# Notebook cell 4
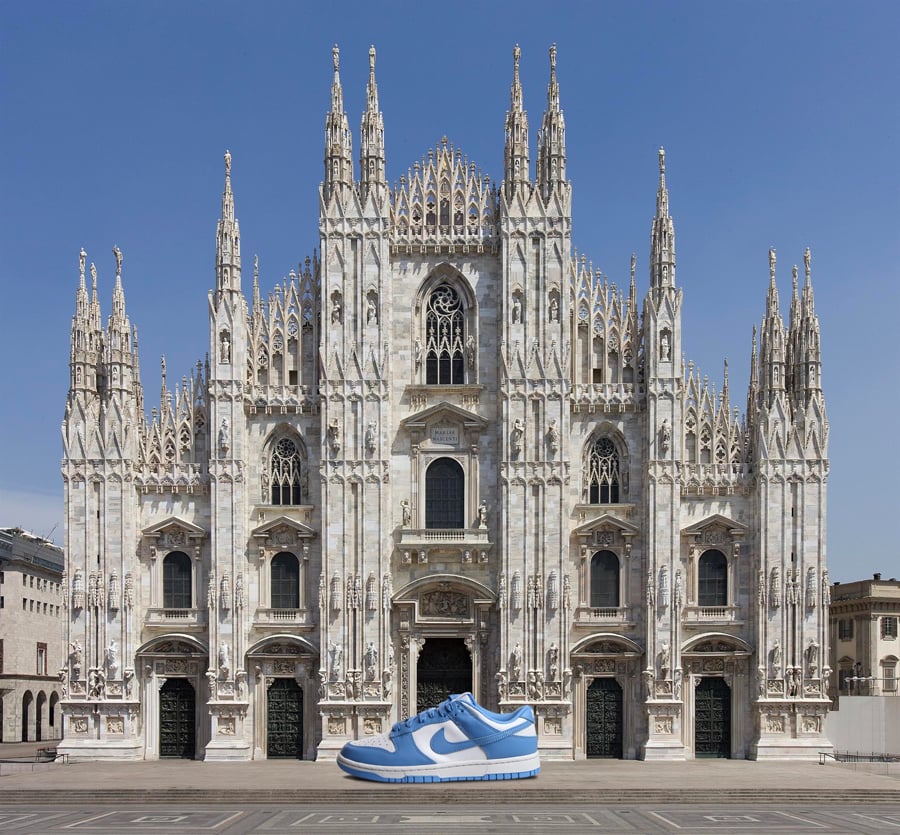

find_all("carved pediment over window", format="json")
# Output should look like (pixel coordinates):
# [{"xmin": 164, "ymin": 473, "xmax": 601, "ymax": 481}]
[
  {"xmin": 572, "ymin": 513, "xmax": 639, "ymax": 553},
  {"xmin": 400, "ymin": 402, "xmax": 488, "ymax": 449},
  {"xmin": 142, "ymin": 517, "xmax": 206, "ymax": 554},
  {"xmin": 251, "ymin": 516, "xmax": 316, "ymax": 549},
  {"xmin": 682, "ymin": 514, "xmax": 747, "ymax": 544}
]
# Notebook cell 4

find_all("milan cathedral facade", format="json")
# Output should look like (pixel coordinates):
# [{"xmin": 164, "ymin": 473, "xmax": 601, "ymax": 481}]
[{"xmin": 59, "ymin": 46, "xmax": 831, "ymax": 761}]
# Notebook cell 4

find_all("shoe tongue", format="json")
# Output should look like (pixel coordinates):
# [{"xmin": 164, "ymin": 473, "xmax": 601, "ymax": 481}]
[{"xmin": 449, "ymin": 692, "xmax": 477, "ymax": 705}]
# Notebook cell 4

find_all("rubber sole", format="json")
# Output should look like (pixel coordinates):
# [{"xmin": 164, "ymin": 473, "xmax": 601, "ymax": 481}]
[{"xmin": 336, "ymin": 753, "xmax": 541, "ymax": 783}]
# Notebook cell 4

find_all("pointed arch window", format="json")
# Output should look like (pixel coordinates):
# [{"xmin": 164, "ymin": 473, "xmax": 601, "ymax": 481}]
[
  {"xmin": 425, "ymin": 284, "xmax": 465, "ymax": 385},
  {"xmin": 270, "ymin": 552, "xmax": 300, "ymax": 610},
  {"xmin": 163, "ymin": 551, "xmax": 192, "ymax": 609},
  {"xmin": 698, "ymin": 549, "xmax": 728, "ymax": 607},
  {"xmin": 588, "ymin": 438, "xmax": 620, "ymax": 504},
  {"xmin": 590, "ymin": 550, "xmax": 620, "ymax": 608},
  {"xmin": 270, "ymin": 437, "xmax": 304, "ymax": 505},
  {"xmin": 425, "ymin": 457, "xmax": 464, "ymax": 529}
]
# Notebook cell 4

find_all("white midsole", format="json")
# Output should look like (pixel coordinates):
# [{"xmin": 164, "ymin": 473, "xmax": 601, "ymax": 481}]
[{"xmin": 337, "ymin": 751, "xmax": 541, "ymax": 779}]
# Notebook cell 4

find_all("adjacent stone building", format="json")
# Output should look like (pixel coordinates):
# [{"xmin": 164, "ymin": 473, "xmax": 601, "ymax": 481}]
[
  {"xmin": 829, "ymin": 574, "xmax": 900, "ymax": 697},
  {"xmin": 58, "ymin": 45, "xmax": 831, "ymax": 761},
  {"xmin": 0, "ymin": 527, "xmax": 64, "ymax": 742}
]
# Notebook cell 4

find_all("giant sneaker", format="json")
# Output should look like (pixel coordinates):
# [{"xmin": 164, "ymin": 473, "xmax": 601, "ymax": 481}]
[{"xmin": 336, "ymin": 692, "xmax": 540, "ymax": 783}]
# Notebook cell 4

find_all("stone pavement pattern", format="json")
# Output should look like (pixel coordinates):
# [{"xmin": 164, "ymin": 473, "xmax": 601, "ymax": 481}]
[{"xmin": 0, "ymin": 742, "xmax": 898, "ymax": 805}]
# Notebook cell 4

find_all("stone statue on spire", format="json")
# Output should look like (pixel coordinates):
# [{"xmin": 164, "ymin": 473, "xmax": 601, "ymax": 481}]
[
  {"xmin": 79, "ymin": 248, "xmax": 86, "ymax": 279},
  {"xmin": 113, "ymin": 245, "xmax": 122, "ymax": 278},
  {"xmin": 224, "ymin": 149, "xmax": 232, "ymax": 176}
]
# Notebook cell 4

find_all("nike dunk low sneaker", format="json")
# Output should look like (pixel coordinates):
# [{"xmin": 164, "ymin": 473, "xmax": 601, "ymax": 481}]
[{"xmin": 336, "ymin": 692, "xmax": 540, "ymax": 783}]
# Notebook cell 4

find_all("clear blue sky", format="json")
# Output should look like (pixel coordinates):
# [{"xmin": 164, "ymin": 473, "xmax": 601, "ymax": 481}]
[{"xmin": 1, "ymin": 2, "xmax": 897, "ymax": 582}]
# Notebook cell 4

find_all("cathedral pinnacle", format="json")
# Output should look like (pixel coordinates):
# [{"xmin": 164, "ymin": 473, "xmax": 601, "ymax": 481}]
[
  {"xmin": 504, "ymin": 44, "xmax": 530, "ymax": 197},
  {"xmin": 325, "ymin": 44, "xmax": 354, "ymax": 195},
  {"xmin": 215, "ymin": 149, "xmax": 241, "ymax": 295},
  {"xmin": 360, "ymin": 43, "xmax": 386, "ymax": 198},
  {"xmin": 649, "ymin": 148, "xmax": 675, "ymax": 292},
  {"xmin": 511, "ymin": 44, "xmax": 522, "ymax": 111},
  {"xmin": 537, "ymin": 43, "xmax": 566, "ymax": 197}
]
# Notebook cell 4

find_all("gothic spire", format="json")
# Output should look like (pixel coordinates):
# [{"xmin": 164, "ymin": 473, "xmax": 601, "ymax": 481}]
[
  {"xmin": 759, "ymin": 248, "xmax": 787, "ymax": 404},
  {"xmin": 649, "ymin": 147, "xmax": 676, "ymax": 292},
  {"xmin": 324, "ymin": 44, "xmax": 354, "ymax": 196},
  {"xmin": 503, "ymin": 44, "xmax": 530, "ymax": 198},
  {"xmin": 795, "ymin": 247, "xmax": 823, "ymax": 403},
  {"xmin": 537, "ymin": 43, "xmax": 566, "ymax": 198},
  {"xmin": 215, "ymin": 150, "xmax": 242, "ymax": 296},
  {"xmin": 359, "ymin": 45, "xmax": 386, "ymax": 200}
]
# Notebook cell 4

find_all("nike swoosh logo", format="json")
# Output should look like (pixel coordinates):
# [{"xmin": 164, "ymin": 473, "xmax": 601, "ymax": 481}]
[{"xmin": 429, "ymin": 722, "xmax": 530, "ymax": 756}]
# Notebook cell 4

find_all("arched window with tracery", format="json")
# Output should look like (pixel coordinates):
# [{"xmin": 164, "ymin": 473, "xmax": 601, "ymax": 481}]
[
  {"xmin": 590, "ymin": 550, "xmax": 620, "ymax": 608},
  {"xmin": 425, "ymin": 284, "xmax": 465, "ymax": 385},
  {"xmin": 698, "ymin": 549, "xmax": 728, "ymax": 607},
  {"xmin": 271, "ymin": 552, "xmax": 300, "ymax": 610},
  {"xmin": 587, "ymin": 437, "xmax": 621, "ymax": 504},
  {"xmin": 163, "ymin": 551, "xmax": 192, "ymax": 609},
  {"xmin": 270, "ymin": 437, "xmax": 304, "ymax": 505},
  {"xmin": 425, "ymin": 457, "xmax": 465, "ymax": 529}
]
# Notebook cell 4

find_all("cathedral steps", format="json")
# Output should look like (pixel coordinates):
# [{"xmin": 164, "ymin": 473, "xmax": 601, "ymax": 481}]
[{"xmin": 1, "ymin": 761, "xmax": 898, "ymax": 805}]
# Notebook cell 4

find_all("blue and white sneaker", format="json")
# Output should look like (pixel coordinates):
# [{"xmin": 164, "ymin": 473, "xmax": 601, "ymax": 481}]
[{"xmin": 336, "ymin": 692, "xmax": 540, "ymax": 783}]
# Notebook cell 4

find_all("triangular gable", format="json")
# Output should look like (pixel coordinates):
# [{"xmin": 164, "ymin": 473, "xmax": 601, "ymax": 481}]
[
  {"xmin": 399, "ymin": 401, "xmax": 489, "ymax": 434},
  {"xmin": 142, "ymin": 516, "xmax": 206, "ymax": 538},
  {"xmin": 681, "ymin": 513, "xmax": 748, "ymax": 538},
  {"xmin": 571, "ymin": 513, "xmax": 640, "ymax": 539},
  {"xmin": 250, "ymin": 515, "xmax": 317, "ymax": 541}
]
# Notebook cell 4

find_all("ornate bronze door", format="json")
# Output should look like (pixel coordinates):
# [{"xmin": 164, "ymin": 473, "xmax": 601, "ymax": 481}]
[
  {"xmin": 267, "ymin": 678, "xmax": 303, "ymax": 759},
  {"xmin": 159, "ymin": 678, "xmax": 196, "ymax": 759},
  {"xmin": 417, "ymin": 638, "xmax": 472, "ymax": 713},
  {"xmin": 695, "ymin": 677, "xmax": 731, "ymax": 758},
  {"xmin": 586, "ymin": 677, "xmax": 623, "ymax": 758}
]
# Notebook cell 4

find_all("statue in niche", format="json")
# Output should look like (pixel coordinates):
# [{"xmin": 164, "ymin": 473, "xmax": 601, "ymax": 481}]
[
  {"xmin": 218, "ymin": 419, "xmax": 229, "ymax": 457},
  {"xmin": 364, "ymin": 642, "xmax": 378, "ymax": 681},
  {"xmin": 329, "ymin": 642, "xmax": 343, "ymax": 681},
  {"xmin": 366, "ymin": 295, "xmax": 378, "ymax": 325},
  {"xmin": 510, "ymin": 642, "xmax": 523, "ymax": 682},
  {"xmin": 365, "ymin": 421, "xmax": 377, "ymax": 454},
  {"xmin": 331, "ymin": 296, "xmax": 342, "ymax": 324},
  {"xmin": 496, "ymin": 671, "xmax": 508, "ymax": 701},
  {"xmin": 549, "ymin": 295, "xmax": 559, "ymax": 322},
  {"xmin": 219, "ymin": 330, "xmax": 231, "ymax": 363},
  {"xmin": 770, "ymin": 640, "xmax": 782, "ymax": 677},
  {"xmin": 547, "ymin": 643, "xmax": 559, "ymax": 681},
  {"xmin": 660, "ymin": 418, "xmax": 671, "ymax": 455},
  {"xmin": 547, "ymin": 419, "xmax": 560, "ymax": 453},
  {"xmin": 660, "ymin": 330, "xmax": 671, "ymax": 361},
  {"xmin": 805, "ymin": 639, "xmax": 819, "ymax": 678},
  {"xmin": 69, "ymin": 640, "xmax": 83, "ymax": 679},
  {"xmin": 510, "ymin": 418, "xmax": 524, "ymax": 456},
  {"xmin": 414, "ymin": 338, "xmax": 423, "ymax": 369},
  {"xmin": 477, "ymin": 500, "xmax": 488, "ymax": 529},
  {"xmin": 466, "ymin": 334, "xmax": 476, "ymax": 369},
  {"xmin": 105, "ymin": 640, "xmax": 119, "ymax": 679},
  {"xmin": 218, "ymin": 641, "xmax": 230, "ymax": 678},
  {"xmin": 327, "ymin": 419, "xmax": 340, "ymax": 454},
  {"xmin": 88, "ymin": 668, "xmax": 105, "ymax": 699},
  {"xmin": 511, "ymin": 294, "xmax": 522, "ymax": 324},
  {"xmin": 400, "ymin": 499, "xmax": 411, "ymax": 528},
  {"xmin": 657, "ymin": 641, "xmax": 670, "ymax": 679}
]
